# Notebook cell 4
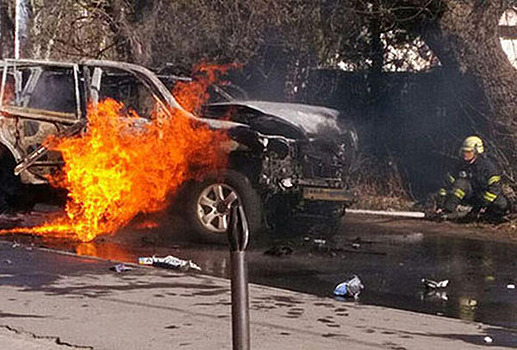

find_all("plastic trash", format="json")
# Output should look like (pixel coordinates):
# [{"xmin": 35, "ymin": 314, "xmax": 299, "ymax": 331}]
[
  {"xmin": 333, "ymin": 275, "xmax": 364, "ymax": 300},
  {"xmin": 421, "ymin": 289, "xmax": 448, "ymax": 301},
  {"xmin": 138, "ymin": 255, "xmax": 201, "ymax": 271},
  {"xmin": 422, "ymin": 278, "xmax": 449, "ymax": 289},
  {"xmin": 110, "ymin": 263, "xmax": 133, "ymax": 273},
  {"xmin": 507, "ymin": 283, "xmax": 516, "ymax": 289},
  {"xmin": 484, "ymin": 336, "xmax": 493, "ymax": 343}
]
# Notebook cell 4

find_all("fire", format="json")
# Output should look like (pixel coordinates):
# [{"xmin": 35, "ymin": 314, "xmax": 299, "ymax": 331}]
[{"xmin": 1, "ymin": 63, "xmax": 232, "ymax": 242}]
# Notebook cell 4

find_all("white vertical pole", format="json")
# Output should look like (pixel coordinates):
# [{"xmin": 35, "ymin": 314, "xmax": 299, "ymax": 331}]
[
  {"xmin": 0, "ymin": 0, "xmax": 2, "ymax": 58},
  {"xmin": 15, "ymin": 0, "xmax": 29, "ymax": 59},
  {"xmin": 15, "ymin": 0, "xmax": 21, "ymax": 58}
]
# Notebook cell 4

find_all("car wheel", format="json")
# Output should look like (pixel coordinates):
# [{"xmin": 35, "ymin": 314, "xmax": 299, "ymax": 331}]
[{"xmin": 185, "ymin": 170, "xmax": 262, "ymax": 244}]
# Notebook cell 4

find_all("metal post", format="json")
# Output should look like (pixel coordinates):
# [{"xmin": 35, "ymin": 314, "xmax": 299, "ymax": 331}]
[{"xmin": 228, "ymin": 204, "xmax": 250, "ymax": 350}]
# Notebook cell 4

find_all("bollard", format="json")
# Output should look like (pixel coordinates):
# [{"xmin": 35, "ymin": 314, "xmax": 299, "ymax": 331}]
[{"xmin": 228, "ymin": 204, "xmax": 250, "ymax": 350}]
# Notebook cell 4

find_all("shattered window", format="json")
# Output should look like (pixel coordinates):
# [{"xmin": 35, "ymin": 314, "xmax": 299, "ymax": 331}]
[
  {"xmin": 96, "ymin": 67, "xmax": 156, "ymax": 119},
  {"xmin": 3, "ymin": 65, "xmax": 77, "ymax": 116},
  {"xmin": 28, "ymin": 69, "xmax": 76, "ymax": 114}
]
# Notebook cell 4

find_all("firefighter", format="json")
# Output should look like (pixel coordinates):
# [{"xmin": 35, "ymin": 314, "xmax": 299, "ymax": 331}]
[{"xmin": 435, "ymin": 136, "xmax": 509, "ymax": 222}]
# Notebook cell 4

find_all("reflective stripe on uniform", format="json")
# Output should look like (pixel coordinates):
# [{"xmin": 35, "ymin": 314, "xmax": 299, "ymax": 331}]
[
  {"xmin": 483, "ymin": 191, "xmax": 497, "ymax": 202},
  {"xmin": 447, "ymin": 175, "xmax": 455, "ymax": 184},
  {"xmin": 453, "ymin": 188, "xmax": 465, "ymax": 199},
  {"xmin": 439, "ymin": 188, "xmax": 447, "ymax": 196},
  {"xmin": 488, "ymin": 175, "xmax": 501, "ymax": 185}
]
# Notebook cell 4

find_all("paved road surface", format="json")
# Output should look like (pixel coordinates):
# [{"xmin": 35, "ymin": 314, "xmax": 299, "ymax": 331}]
[{"xmin": 0, "ymin": 239, "xmax": 515, "ymax": 349}]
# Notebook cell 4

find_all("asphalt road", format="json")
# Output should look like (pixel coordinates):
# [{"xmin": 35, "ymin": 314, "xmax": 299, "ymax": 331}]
[
  {"xmin": 1, "ymin": 211, "xmax": 516, "ymax": 334},
  {"xmin": 2, "ymin": 237, "xmax": 515, "ymax": 349}
]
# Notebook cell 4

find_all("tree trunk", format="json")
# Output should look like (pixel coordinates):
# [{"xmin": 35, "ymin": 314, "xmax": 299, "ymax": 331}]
[
  {"xmin": 421, "ymin": 1, "xmax": 517, "ymax": 181},
  {"xmin": 106, "ymin": 0, "xmax": 161, "ymax": 66}
]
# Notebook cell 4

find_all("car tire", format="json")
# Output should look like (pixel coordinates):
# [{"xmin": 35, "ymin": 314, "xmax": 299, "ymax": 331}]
[{"xmin": 184, "ymin": 170, "xmax": 262, "ymax": 244}]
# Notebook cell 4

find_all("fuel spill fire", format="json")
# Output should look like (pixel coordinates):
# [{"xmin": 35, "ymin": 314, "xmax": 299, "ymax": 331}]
[{"xmin": 1, "ymin": 63, "xmax": 232, "ymax": 242}]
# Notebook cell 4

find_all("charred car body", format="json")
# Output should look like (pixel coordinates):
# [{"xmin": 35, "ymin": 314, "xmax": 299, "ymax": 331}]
[{"xmin": 0, "ymin": 59, "xmax": 358, "ymax": 242}]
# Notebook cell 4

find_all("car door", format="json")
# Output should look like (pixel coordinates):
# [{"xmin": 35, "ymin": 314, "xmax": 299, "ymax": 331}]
[
  {"xmin": 87, "ymin": 65, "xmax": 159, "ymax": 121},
  {"xmin": 0, "ymin": 60, "xmax": 84, "ymax": 183}
]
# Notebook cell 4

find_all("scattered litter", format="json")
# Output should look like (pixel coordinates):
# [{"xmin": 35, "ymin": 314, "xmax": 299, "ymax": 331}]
[
  {"xmin": 461, "ymin": 299, "xmax": 478, "ymax": 308},
  {"xmin": 313, "ymin": 239, "xmax": 326, "ymax": 246},
  {"xmin": 138, "ymin": 257, "xmax": 154, "ymax": 265},
  {"xmin": 333, "ymin": 275, "xmax": 364, "ymax": 300},
  {"xmin": 507, "ymin": 284, "xmax": 516, "ymax": 289},
  {"xmin": 3, "ymin": 259, "xmax": 12, "ymax": 265},
  {"xmin": 139, "ymin": 255, "xmax": 201, "ymax": 271},
  {"xmin": 351, "ymin": 243, "xmax": 361, "ymax": 249},
  {"xmin": 421, "ymin": 289, "xmax": 448, "ymax": 301},
  {"xmin": 422, "ymin": 278, "xmax": 449, "ymax": 289},
  {"xmin": 110, "ymin": 263, "xmax": 133, "ymax": 273},
  {"xmin": 11, "ymin": 241, "xmax": 20, "ymax": 249},
  {"xmin": 264, "ymin": 245, "xmax": 293, "ymax": 256},
  {"xmin": 303, "ymin": 236, "xmax": 311, "ymax": 242},
  {"xmin": 484, "ymin": 336, "xmax": 493, "ymax": 344}
]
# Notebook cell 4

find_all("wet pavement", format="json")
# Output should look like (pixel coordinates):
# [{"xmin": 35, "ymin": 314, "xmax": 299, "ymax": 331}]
[{"xmin": 1, "ymin": 212, "xmax": 517, "ymax": 333}]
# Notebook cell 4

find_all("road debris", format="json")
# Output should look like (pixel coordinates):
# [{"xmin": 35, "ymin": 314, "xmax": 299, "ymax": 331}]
[
  {"xmin": 507, "ymin": 283, "xmax": 516, "ymax": 289},
  {"xmin": 465, "ymin": 299, "xmax": 478, "ymax": 307},
  {"xmin": 313, "ymin": 239, "xmax": 326, "ymax": 246},
  {"xmin": 333, "ymin": 275, "xmax": 364, "ymax": 300},
  {"xmin": 422, "ymin": 278, "xmax": 449, "ymax": 289},
  {"xmin": 3, "ymin": 259, "xmax": 12, "ymax": 265},
  {"xmin": 484, "ymin": 336, "xmax": 493, "ymax": 344},
  {"xmin": 420, "ymin": 289, "xmax": 448, "ymax": 301},
  {"xmin": 110, "ymin": 263, "xmax": 133, "ymax": 273},
  {"xmin": 11, "ymin": 241, "xmax": 20, "ymax": 248},
  {"xmin": 264, "ymin": 245, "xmax": 293, "ymax": 256},
  {"xmin": 139, "ymin": 255, "xmax": 201, "ymax": 271}
]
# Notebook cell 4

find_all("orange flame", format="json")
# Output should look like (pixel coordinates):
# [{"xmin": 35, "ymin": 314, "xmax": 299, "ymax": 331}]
[
  {"xmin": 1, "ymin": 63, "xmax": 233, "ymax": 242},
  {"xmin": 173, "ymin": 61, "xmax": 240, "ymax": 114}
]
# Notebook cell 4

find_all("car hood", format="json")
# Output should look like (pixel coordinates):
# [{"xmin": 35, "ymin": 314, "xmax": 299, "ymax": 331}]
[{"xmin": 206, "ymin": 101, "xmax": 343, "ymax": 137}]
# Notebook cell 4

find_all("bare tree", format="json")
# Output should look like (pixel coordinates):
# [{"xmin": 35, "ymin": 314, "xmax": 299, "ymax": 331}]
[{"xmin": 409, "ymin": 0, "xmax": 517, "ymax": 181}]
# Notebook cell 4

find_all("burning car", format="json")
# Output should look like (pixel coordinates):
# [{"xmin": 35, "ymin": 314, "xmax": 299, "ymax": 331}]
[{"xmin": 0, "ymin": 59, "xmax": 357, "ymax": 242}]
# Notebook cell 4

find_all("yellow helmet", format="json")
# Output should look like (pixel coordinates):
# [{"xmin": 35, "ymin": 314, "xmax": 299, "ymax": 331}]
[{"xmin": 461, "ymin": 136, "xmax": 484, "ymax": 154}]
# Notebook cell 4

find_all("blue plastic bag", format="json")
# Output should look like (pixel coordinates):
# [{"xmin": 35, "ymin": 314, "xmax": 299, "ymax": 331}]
[{"xmin": 333, "ymin": 275, "xmax": 364, "ymax": 299}]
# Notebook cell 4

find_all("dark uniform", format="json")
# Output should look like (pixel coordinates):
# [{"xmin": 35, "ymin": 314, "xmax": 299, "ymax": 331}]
[{"xmin": 439, "ymin": 154, "xmax": 508, "ymax": 218}]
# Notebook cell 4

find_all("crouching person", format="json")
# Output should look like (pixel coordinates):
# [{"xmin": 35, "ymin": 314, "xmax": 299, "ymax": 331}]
[{"xmin": 434, "ymin": 136, "xmax": 509, "ymax": 223}]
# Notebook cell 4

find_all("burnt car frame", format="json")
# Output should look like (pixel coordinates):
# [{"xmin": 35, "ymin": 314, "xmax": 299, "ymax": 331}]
[{"xmin": 0, "ymin": 59, "xmax": 357, "ymax": 242}]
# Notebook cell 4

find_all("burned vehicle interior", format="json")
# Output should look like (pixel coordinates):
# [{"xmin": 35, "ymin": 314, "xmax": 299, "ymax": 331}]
[{"xmin": 0, "ymin": 59, "xmax": 359, "ymax": 242}]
